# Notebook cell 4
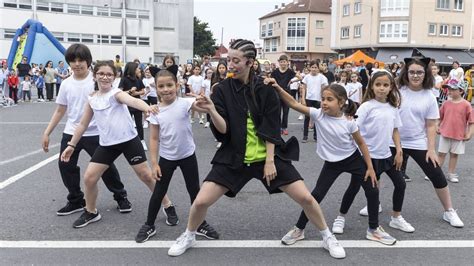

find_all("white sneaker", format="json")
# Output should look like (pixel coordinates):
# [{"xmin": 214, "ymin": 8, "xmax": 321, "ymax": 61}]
[
  {"xmin": 389, "ymin": 215, "xmax": 415, "ymax": 233},
  {"xmin": 366, "ymin": 226, "xmax": 397, "ymax": 245},
  {"xmin": 190, "ymin": 118, "xmax": 195, "ymax": 124},
  {"xmin": 141, "ymin": 140, "xmax": 148, "ymax": 151},
  {"xmin": 204, "ymin": 122, "xmax": 210, "ymax": 128},
  {"xmin": 359, "ymin": 204, "xmax": 382, "ymax": 216},
  {"xmin": 298, "ymin": 114, "xmax": 304, "ymax": 120},
  {"xmin": 281, "ymin": 226, "xmax": 304, "ymax": 245},
  {"xmin": 446, "ymin": 173, "xmax": 459, "ymax": 183},
  {"xmin": 332, "ymin": 216, "xmax": 345, "ymax": 234},
  {"xmin": 443, "ymin": 209, "xmax": 464, "ymax": 228},
  {"xmin": 424, "ymin": 176, "xmax": 430, "ymax": 181},
  {"xmin": 143, "ymin": 121, "xmax": 148, "ymax": 129},
  {"xmin": 168, "ymin": 232, "xmax": 196, "ymax": 256},
  {"xmin": 322, "ymin": 234, "xmax": 346, "ymax": 259},
  {"xmin": 216, "ymin": 142, "xmax": 222, "ymax": 149},
  {"xmin": 199, "ymin": 119, "xmax": 204, "ymax": 124}
]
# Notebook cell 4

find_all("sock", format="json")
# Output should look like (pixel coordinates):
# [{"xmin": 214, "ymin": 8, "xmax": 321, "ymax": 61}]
[
  {"xmin": 320, "ymin": 228, "xmax": 332, "ymax": 240},
  {"xmin": 185, "ymin": 229, "xmax": 196, "ymax": 237}
]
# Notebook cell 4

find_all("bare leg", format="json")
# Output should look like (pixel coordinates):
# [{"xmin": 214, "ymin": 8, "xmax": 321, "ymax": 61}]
[
  {"xmin": 438, "ymin": 152, "xmax": 447, "ymax": 167},
  {"xmin": 130, "ymin": 162, "xmax": 156, "ymax": 191},
  {"xmin": 186, "ymin": 181, "xmax": 228, "ymax": 231},
  {"xmin": 447, "ymin": 153, "xmax": 458, "ymax": 174},
  {"xmin": 83, "ymin": 162, "xmax": 110, "ymax": 212},
  {"xmin": 280, "ymin": 180, "xmax": 328, "ymax": 230},
  {"xmin": 162, "ymin": 194, "xmax": 172, "ymax": 207},
  {"xmin": 435, "ymin": 187, "xmax": 453, "ymax": 210}
]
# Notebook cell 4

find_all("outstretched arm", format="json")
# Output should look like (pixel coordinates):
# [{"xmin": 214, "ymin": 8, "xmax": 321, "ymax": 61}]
[
  {"xmin": 265, "ymin": 78, "xmax": 310, "ymax": 116},
  {"xmin": 115, "ymin": 91, "xmax": 158, "ymax": 114}
]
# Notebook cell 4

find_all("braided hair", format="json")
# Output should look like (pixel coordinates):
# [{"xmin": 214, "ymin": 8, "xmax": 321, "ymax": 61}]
[{"xmin": 229, "ymin": 39, "xmax": 257, "ymax": 60}]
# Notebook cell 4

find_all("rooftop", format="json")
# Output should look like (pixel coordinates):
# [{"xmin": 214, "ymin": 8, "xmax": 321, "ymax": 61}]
[{"xmin": 259, "ymin": 0, "xmax": 331, "ymax": 20}]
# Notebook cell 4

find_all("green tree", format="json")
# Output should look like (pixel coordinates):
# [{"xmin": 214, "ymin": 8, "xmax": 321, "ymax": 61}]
[{"xmin": 194, "ymin": 16, "xmax": 217, "ymax": 58}]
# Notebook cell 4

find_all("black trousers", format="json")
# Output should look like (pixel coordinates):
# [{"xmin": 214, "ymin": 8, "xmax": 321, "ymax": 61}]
[
  {"xmin": 129, "ymin": 110, "xmax": 144, "ymax": 140},
  {"xmin": 59, "ymin": 133, "xmax": 127, "ymax": 204},
  {"xmin": 296, "ymin": 151, "xmax": 380, "ymax": 230},
  {"xmin": 400, "ymin": 148, "xmax": 448, "ymax": 188},
  {"xmin": 281, "ymin": 99, "xmax": 290, "ymax": 129},
  {"xmin": 45, "ymin": 83, "xmax": 54, "ymax": 100},
  {"xmin": 303, "ymin": 100, "xmax": 320, "ymax": 139},
  {"xmin": 146, "ymin": 153, "xmax": 200, "ymax": 225}
]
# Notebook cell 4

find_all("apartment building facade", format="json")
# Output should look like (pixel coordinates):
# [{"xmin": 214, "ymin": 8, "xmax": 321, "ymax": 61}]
[
  {"xmin": 331, "ymin": 0, "xmax": 474, "ymax": 65},
  {"xmin": 0, "ymin": 0, "xmax": 193, "ymax": 64},
  {"xmin": 259, "ymin": 0, "xmax": 335, "ymax": 70}
]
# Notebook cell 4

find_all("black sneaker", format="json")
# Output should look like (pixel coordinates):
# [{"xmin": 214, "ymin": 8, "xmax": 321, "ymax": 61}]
[
  {"xmin": 197, "ymin": 220, "xmax": 219, "ymax": 240},
  {"xmin": 117, "ymin": 197, "xmax": 132, "ymax": 213},
  {"xmin": 73, "ymin": 210, "xmax": 102, "ymax": 228},
  {"xmin": 163, "ymin": 205, "xmax": 179, "ymax": 226},
  {"xmin": 135, "ymin": 224, "xmax": 157, "ymax": 243},
  {"xmin": 57, "ymin": 202, "xmax": 85, "ymax": 216},
  {"xmin": 404, "ymin": 174, "xmax": 412, "ymax": 182},
  {"xmin": 302, "ymin": 137, "xmax": 308, "ymax": 143}
]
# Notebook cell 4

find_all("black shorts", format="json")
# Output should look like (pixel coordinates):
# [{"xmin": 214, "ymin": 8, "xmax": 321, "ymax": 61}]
[
  {"xmin": 90, "ymin": 136, "xmax": 147, "ymax": 166},
  {"xmin": 205, "ymin": 157, "xmax": 303, "ymax": 198},
  {"xmin": 371, "ymin": 157, "xmax": 393, "ymax": 178}
]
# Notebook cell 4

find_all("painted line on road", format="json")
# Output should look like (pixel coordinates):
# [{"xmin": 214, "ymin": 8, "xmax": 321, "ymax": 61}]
[
  {"xmin": 0, "ymin": 122, "xmax": 65, "ymax": 125},
  {"xmin": 0, "ymin": 153, "xmax": 58, "ymax": 190},
  {"xmin": 0, "ymin": 240, "xmax": 472, "ymax": 249},
  {"xmin": 0, "ymin": 144, "xmax": 59, "ymax": 166}
]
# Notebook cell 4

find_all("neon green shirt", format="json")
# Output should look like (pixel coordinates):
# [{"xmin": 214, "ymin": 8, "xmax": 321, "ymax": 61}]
[{"xmin": 244, "ymin": 113, "xmax": 267, "ymax": 163}]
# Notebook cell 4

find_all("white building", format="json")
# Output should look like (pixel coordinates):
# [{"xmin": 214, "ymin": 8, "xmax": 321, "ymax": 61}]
[{"xmin": 0, "ymin": 0, "xmax": 193, "ymax": 64}]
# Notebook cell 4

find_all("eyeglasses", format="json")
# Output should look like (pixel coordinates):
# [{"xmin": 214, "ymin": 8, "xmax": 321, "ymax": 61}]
[
  {"xmin": 408, "ymin": 70, "xmax": 425, "ymax": 76},
  {"xmin": 96, "ymin": 72, "xmax": 114, "ymax": 79}
]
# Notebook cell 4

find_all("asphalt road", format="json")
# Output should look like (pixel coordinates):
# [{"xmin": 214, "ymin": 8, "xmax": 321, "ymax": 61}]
[{"xmin": 1, "ymin": 101, "xmax": 473, "ymax": 265}]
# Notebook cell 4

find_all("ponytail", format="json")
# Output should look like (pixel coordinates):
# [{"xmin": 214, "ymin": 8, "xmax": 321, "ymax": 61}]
[{"xmin": 343, "ymin": 99, "xmax": 358, "ymax": 117}]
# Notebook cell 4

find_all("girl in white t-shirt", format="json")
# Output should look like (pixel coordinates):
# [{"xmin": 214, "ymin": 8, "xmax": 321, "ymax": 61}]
[
  {"xmin": 270, "ymin": 80, "xmax": 396, "ymax": 245},
  {"xmin": 396, "ymin": 57, "xmax": 463, "ymax": 228},
  {"xmin": 431, "ymin": 64, "xmax": 443, "ymax": 103},
  {"xmin": 187, "ymin": 65, "xmax": 204, "ymax": 124},
  {"xmin": 135, "ymin": 69, "xmax": 218, "ymax": 243},
  {"xmin": 60, "ymin": 61, "xmax": 159, "ymax": 229},
  {"xmin": 345, "ymin": 72, "xmax": 362, "ymax": 105},
  {"xmin": 201, "ymin": 68, "xmax": 213, "ymax": 128},
  {"xmin": 334, "ymin": 70, "xmax": 414, "ymax": 236},
  {"xmin": 336, "ymin": 70, "xmax": 349, "ymax": 88}
]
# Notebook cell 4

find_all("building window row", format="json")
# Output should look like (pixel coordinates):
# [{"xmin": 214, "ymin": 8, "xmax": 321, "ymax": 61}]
[
  {"xmin": 429, "ymin": 23, "xmax": 463, "ymax": 37},
  {"xmin": 436, "ymin": 0, "xmax": 463, "ymax": 11},
  {"xmin": 287, "ymin": 18, "xmax": 306, "ymax": 51},
  {"xmin": 379, "ymin": 21, "xmax": 408, "ymax": 43},
  {"xmin": 261, "ymin": 21, "xmax": 280, "ymax": 38},
  {"xmin": 264, "ymin": 38, "xmax": 279, "ymax": 52}
]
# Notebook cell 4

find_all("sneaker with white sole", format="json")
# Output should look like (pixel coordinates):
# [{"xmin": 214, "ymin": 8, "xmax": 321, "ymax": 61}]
[
  {"xmin": 168, "ymin": 232, "xmax": 196, "ymax": 257},
  {"xmin": 281, "ymin": 226, "xmax": 305, "ymax": 245},
  {"xmin": 163, "ymin": 205, "xmax": 179, "ymax": 226},
  {"xmin": 73, "ymin": 210, "xmax": 102, "ymax": 228},
  {"xmin": 322, "ymin": 234, "xmax": 346, "ymax": 259},
  {"xmin": 359, "ymin": 204, "xmax": 382, "ymax": 216},
  {"xmin": 298, "ymin": 114, "xmax": 304, "ymax": 120},
  {"xmin": 332, "ymin": 216, "xmax": 345, "ymax": 234},
  {"xmin": 446, "ymin": 173, "xmax": 459, "ymax": 183},
  {"xmin": 389, "ymin": 215, "xmax": 415, "ymax": 233},
  {"xmin": 366, "ymin": 226, "xmax": 397, "ymax": 245},
  {"xmin": 424, "ymin": 176, "xmax": 430, "ymax": 181},
  {"xmin": 204, "ymin": 122, "xmax": 210, "ymax": 128},
  {"xmin": 135, "ymin": 224, "xmax": 156, "ymax": 243},
  {"xmin": 141, "ymin": 140, "xmax": 148, "ymax": 151},
  {"xmin": 443, "ymin": 209, "xmax": 464, "ymax": 228},
  {"xmin": 199, "ymin": 119, "xmax": 204, "ymax": 124}
]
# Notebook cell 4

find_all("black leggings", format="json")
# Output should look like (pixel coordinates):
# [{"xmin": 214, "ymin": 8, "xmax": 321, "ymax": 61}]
[
  {"xmin": 339, "ymin": 154, "xmax": 406, "ymax": 214},
  {"xmin": 129, "ymin": 110, "xmax": 144, "ymax": 140},
  {"xmin": 296, "ymin": 151, "xmax": 380, "ymax": 230},
  {"xmin": 303, "ymin": 100, "xmax": 320, "ymax": 139},
  {"xmin": 146, "ymin": 153, "xmax": 201, "ymax": 226},
  {"xmin": 400, "ymin": 148, "xmax": 448, "ymax": 188}
]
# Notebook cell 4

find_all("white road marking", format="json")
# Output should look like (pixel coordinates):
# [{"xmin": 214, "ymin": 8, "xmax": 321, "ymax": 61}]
[
  {"xmin": 0, "ymin": 122, "xmax": 65, "ymax": 125},
  {"xmin": 0, "ymin": 240, "xmax": 472, "ymax": 249},
  {"xmin": 0, "ymin": 154, "xmax": 58, "ymax": 190},
  {"xmin": 0, "ymin": 144, "xmax": 59, "ymax": 166}
]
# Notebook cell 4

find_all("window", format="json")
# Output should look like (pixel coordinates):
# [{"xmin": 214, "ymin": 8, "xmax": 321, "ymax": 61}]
[
  {"xmin": 452, "ymin": 25, "xmax": 462, "ymax": 36},
  {"xmin": 440, "ymin": 24, "xmax": 448, "ymax": 36},
  {"xmin": 287, "ymin": 18, "xmax": 306, "ymax": 51},
  {"xmin": 381, "ymin": 0, "xmax": 410, "ymax": 16},
  {"xmin": 111, "ymin": 35, "xmax": 122, "ymax": 44},
  {"xmin": 67, "ymin": 33, "xmax": 80, "ymax": 42},
  {"xmin": 36, "ymin": 1, "xmax": 49, "ymax": 11},
  {"xmin": 111, "ymin": 8, "xmax": 122, "ymax": 17},
  {"xmin": 436, "ymin": 0, "xmax": 449, "ymax": 9},
  {"xmin": 97, "ymin": 7, "xmax": 109, "ymax": 17},
  {"xmin": 19, "ymin": 0, "xmax": 32, "ymax": 10},
  {"xmin": 379, "ymin": 21, "xmax": 409, "ymax": 42},
  {"xmin": 3, "ymin": 1, "xmax": 17, "ymax": 8},
  {"xmin": 4, "ymin": 29, "xmax": 17, "ymax": 39},
  {"xmin": 261, "ymin": 24, "xmax": 266, "ymax": 38},
  {"xmin": 354, "ymin": 25, "xmax": 361, "ymax": 37},
  {"xmin": 354, "ymin": 2, "xmax": 361, "ymax": 14},
  {"xmin": 139, "ymin": 37, "xmax": 150, "ymax": 46},
  {"xmin": 341, "ymin": 27, "xmax": 349, "ymax": 39},
  {"xmin": 50, "ymin": 2, "xmax": 63, "ymax": 13},
  {"xmin": 264, "ymin": 40, "xmax": 270, "ymax": 52},
  {"xmin": 99, "ymin": 35, "xmax": 110, "ymax": 44},
  {"xmin": 428, "ymin": 24, "xmax": 437, "ymax": 35},
  {"xmin": 67, "ymin": 4, "xmax": 80, "ymax": 14},
  {"xmin": 454, "ymin": 0, "xmax": 463, "ymax": 11},
  {"xmin": 343, "ymin": 4, "xmax": 350, "ymax": 16},
  {"xmin": 271, "ymin": 38, "xmax": 277, "ymax": 52},
  {"xmin": 52, "ymin": 32, "xmax": 64, "ymax": 42},
  {"xmin": 315, "ymin": 37, "xmax": 323, "ymax": 46},
  {"xmin": 81, "ymin": 6, "xmax": 93, "ymax": 15},
  {"xmin": 267, "ymin": 23, "xmax": 273, "ymax": 37},
  {"xmin": 81, "ymin": 34, "xmax": 93, "ymax": 43},
  {"xmin": 126, "ymin": 10, "xmax": 137, "ymax": 18},
  {"xmin": 138, "ymin": 10, "xmax": 149, "ymax": 19},
  {"xmin": 316, "ymin": 20, "xmax": 324, "ymax": 28},
  {"xmin": 126, "ymin": 36, "xmax": 137, "ymax": 45}
]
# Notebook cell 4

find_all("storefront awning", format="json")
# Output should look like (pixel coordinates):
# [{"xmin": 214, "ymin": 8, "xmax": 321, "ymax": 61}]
[
  {"xmin": 417, "ymin": 48, "xmax": 474, "ymax": 65},
  {"xmin": 375, "ymin": 48, "xmax": 413, "ymax": 64}
]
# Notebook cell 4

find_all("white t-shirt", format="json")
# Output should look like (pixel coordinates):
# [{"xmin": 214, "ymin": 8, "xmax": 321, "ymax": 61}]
[
  {"xmin": 449, "ymin": 67, "xmax": 464, "ymax": 81},
  {"xmin": 187, "ymin": 75, "xmax": 204, "ymax": 94},
  {"xmin": 201, "ymin": 79, "xmax": 211, "ymax": 97},
  {"xmin": 88, "ymin": 88, "xmax": 137, "ymax": 146},
  {"xmin": 143, "ymin": 77, "xmax": 157, "ymax": 98},
  {"xmin": 431, "ymin": 75, "xmax": 443, "ymax": 98},
  {"xmin": 345, "ymin": 82, "xmax": 362, "ymax": 103},
  {"xmin": 303, "ymin": 74, "xmax": 328, "ymax": 101},
  {"xmin": 356, "ymin": 100, "xmax": 402, "ymax": 159},
  {"xmin": 310, "ymin": 107, "xmax": 359, "ymax": 162},
  {"xmin": 56, "ymin": 72, "xmax": 99, "ymax": 136},
  {"xmin": 147, "ymin": 98, "xmax": 196, "ymax": 160},
  {"xmin": 396, "ymin": 86, "xmax": 439, "ymax": 150},
  {"xmin": 113, "ymin": 78, "xmax": 121, "ymax": 89},
  {"xmin": 21, "ymin": 81, "xmax": 31, "ymax": 91}
]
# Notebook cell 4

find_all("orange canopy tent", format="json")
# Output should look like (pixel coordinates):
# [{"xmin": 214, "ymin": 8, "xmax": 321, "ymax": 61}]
[{"xmin": 334, "ymin": 50, "xmax": 384, "ymax": 67}]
